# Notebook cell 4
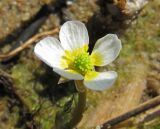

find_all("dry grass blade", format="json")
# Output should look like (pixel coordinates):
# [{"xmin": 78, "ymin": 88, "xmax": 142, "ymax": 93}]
[{"xmin": 0, "ymin": 28, "xmax": 59, "ymax": 60}]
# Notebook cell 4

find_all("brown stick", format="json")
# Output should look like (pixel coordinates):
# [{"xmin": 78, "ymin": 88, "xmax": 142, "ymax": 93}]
[
  {"xmin": 139, "ymin": 108, "xmax": 160, "ymax": 124},
  {"xmin": 0, "ymin": 28, "xmax": 59, "ymax": 59},
  {"xmin": 99, "ymin": 95, "xmax": 160, "ymax": 129}
]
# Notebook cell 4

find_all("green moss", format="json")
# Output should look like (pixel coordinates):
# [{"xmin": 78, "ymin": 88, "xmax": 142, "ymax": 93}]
[
  {"xmin": 11, "ymin": 59, "xmax": 43, "ymax": 111},
  {"xmin": 150, "ymin": 125, "xmax": 160, "ymax": 129},
  {"xmin": 0, "ymin": 98, "xmax": 20, "ymax": 129},
  {"xmin": 11, "ymin": 58, "xmax": 58, "ymax": 128},
  {"xmin": 10, "ymin": 57, "xmax": 79, "ymax": 129}
]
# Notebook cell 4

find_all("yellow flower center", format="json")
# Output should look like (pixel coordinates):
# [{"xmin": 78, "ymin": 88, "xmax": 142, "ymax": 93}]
[
  {"xmin": 73, "ymin": 53, "xmax": 93, "ymax": 74},
  {"xmin": 61, "ymin": 45, "xmax": 95, "ymax": 75}
]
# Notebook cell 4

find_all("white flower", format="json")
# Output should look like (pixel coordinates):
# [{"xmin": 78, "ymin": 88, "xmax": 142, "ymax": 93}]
[{"xmin": 34, "ymin": 21, "xmax": 122, "ymax": 91}]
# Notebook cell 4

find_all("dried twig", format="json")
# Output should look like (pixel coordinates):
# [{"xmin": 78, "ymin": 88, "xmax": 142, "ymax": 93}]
[
  {"xmin": 0, "ymin": 28, "xmax": 59, "ymax": 60},
  {"xmin": 138, "ymin": 107, "xmax": 160, "ymax": 124},
  {"xmin": 98, "ymin": 95, "xmax": 160, "ymax": 129}
]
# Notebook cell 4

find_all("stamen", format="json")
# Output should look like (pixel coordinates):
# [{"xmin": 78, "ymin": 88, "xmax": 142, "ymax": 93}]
[{"xmin": 73, "ymin": 53, "xmax": 93, "ymax": 74}]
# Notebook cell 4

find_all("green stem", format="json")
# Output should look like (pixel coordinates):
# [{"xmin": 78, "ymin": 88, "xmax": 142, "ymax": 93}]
[{"xmin": 67, "ymin": 80, "xmax": 86, "ymax": 129}]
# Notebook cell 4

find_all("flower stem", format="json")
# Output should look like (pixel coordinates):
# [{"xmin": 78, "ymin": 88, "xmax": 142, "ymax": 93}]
[{"xmin": 67, "ymin": 80, "xmax": 86, "ymax": 128}]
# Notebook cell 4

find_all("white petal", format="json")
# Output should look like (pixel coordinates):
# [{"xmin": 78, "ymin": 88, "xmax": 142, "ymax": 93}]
[
  {"xmin": 58, "ymin": 77, "xmax": 70, "ymax": 84},
  {"xmin": 34, "ymin": 37, "xmax": 64, "ymax": 68},
  {"xmin": 53, "ymin": 68, "xmax": 84, "ymax": 80},
  {"xmin": 60, "ymin": 21, "xmax": 89, "ymax": 51},
  {"xmin": 91, "ymin": 34, "xmax": 122, "ymax": 66},
  {"xmin": 84, "ymin": 71, "xmax": 117, "ymax": 91}
]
